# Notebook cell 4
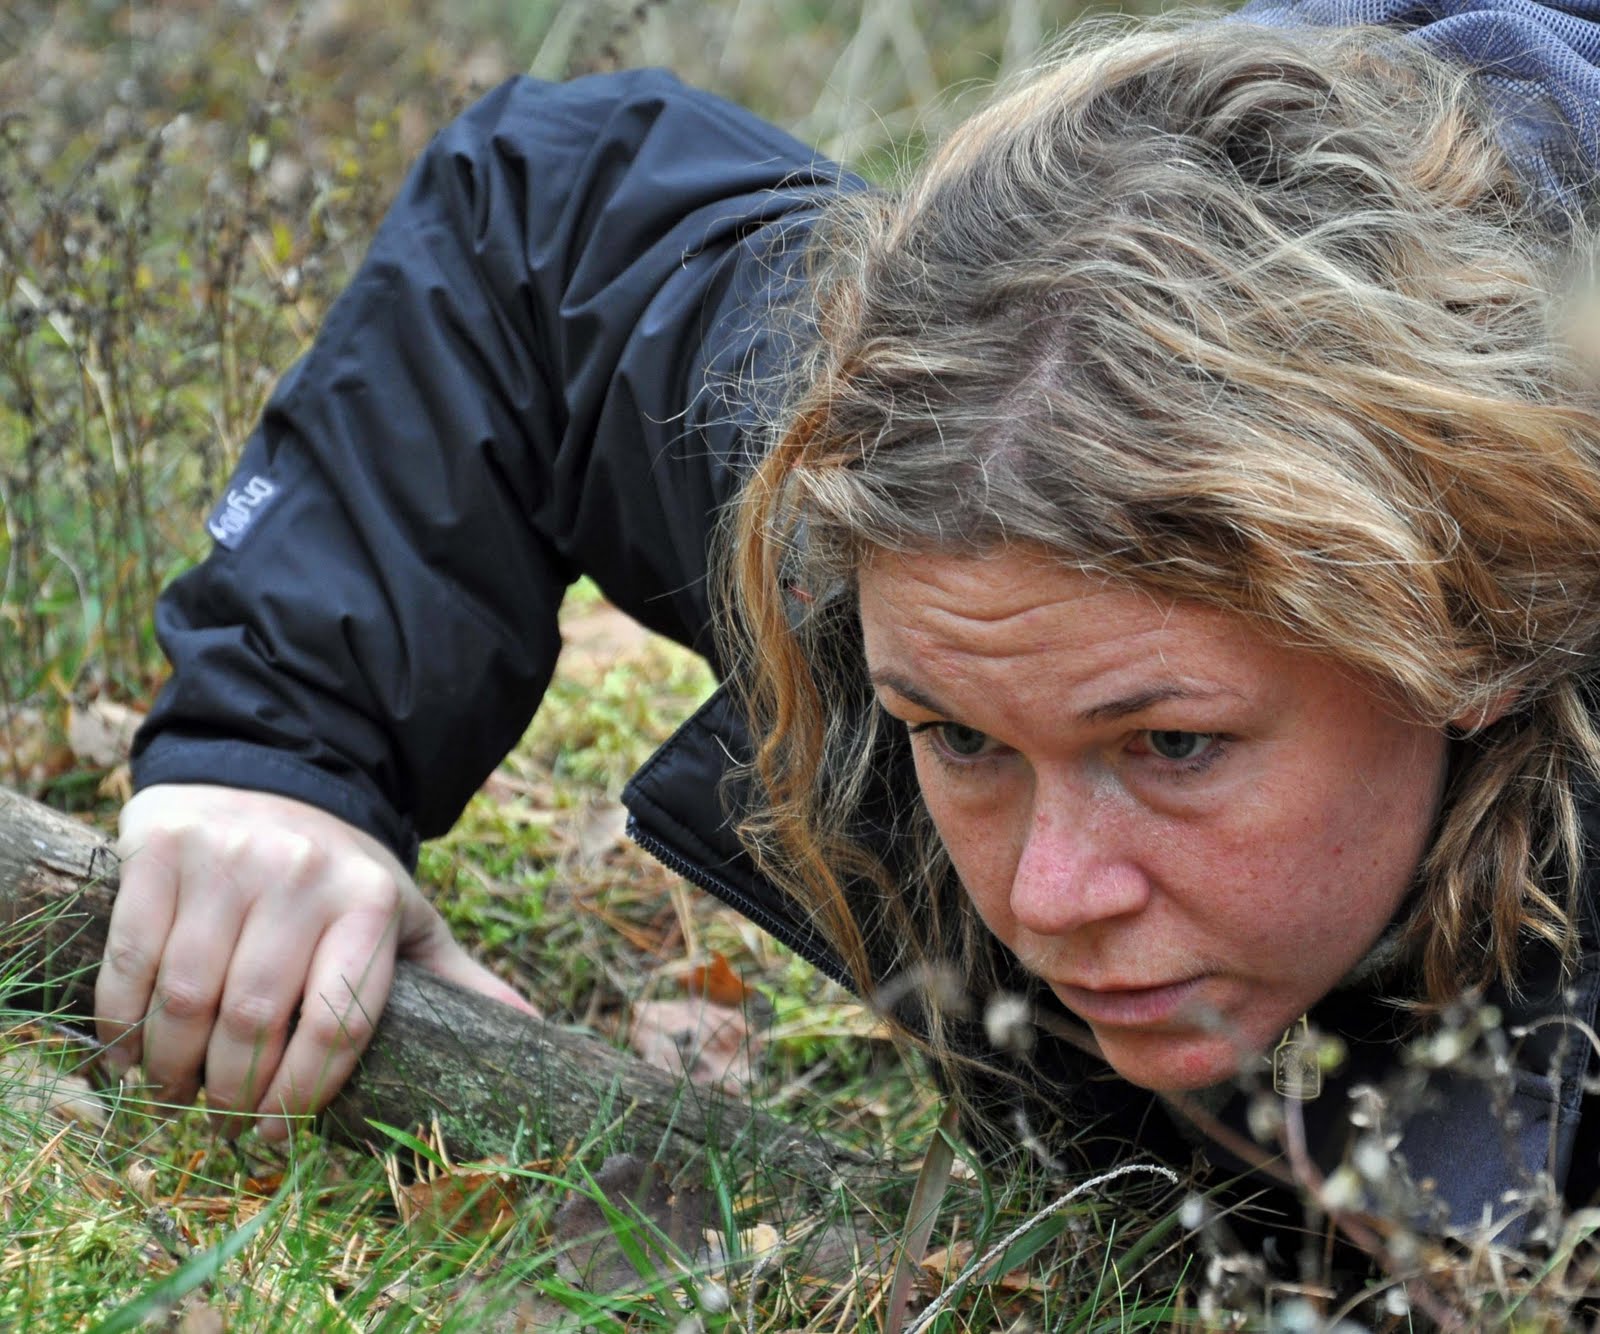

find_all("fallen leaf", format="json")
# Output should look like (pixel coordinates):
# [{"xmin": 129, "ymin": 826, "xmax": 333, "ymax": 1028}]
[
  {"xmin": 627, "ymin": 997, "xmax": 762, "ymax": 1094},
  {"xmin": 741, "ymin": 1221, "xmax": 783, "ymax": 1260},
  {"xmin": 699, "ymin": 1219, "xmax": 786, "ymax": 1277},
  {"xmin": 125, "ymin": 1160, "xmax": 159, "ymax": 1206},
  {"xmin": 920, "ymin": 1240, "xmax": 974, "ymax": 1276},
  {"xmin": 67, "ymin": 697, "xmax": 145, "ymax": 768},
  {"xmin": 552, "ymin": 1153, "xmax": 712, "ymax": 1295},
  {"xmin": 383, "ymin": 1121, "xmax": 524, "ymax": 1240},
  {"xmin": 686, "ymin": 952, "xmax": 755, "ymax": 1008},
  {"xmin": 240, "ymin": 1172, "xmax": 285, "ymax": 1197},
  {"xmin": 920, "ymin": 1240, "xmax": 1038, "ymax": 1294},
  {"xmin": 390, "ymin": 1164, "xmax": 521, "ymax": 1241},
  {"xmin": 0, "ymin": 1046, "xmax": 108, "ymax": 1130}
]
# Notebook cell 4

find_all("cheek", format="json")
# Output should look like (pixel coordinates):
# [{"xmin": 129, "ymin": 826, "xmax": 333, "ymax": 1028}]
[
  {"xmin": 1213, "ymin": 738, "xmax": 1442, "ymax": 962},
  {"xmin": 912, "ymin": 755, "xmax": 1028, "ymax": 931}
]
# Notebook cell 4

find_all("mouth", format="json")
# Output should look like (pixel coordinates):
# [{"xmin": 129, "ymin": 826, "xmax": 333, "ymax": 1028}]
[{"xmin": 1051, "ymin": 976, "xmax": 1209, "ymax": 1028}]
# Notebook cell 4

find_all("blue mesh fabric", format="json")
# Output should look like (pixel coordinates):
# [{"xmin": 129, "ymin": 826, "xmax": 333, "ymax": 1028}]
[{"xmin": 1235, "ymin": 0, "xmax": 1600, "ymax": 208}]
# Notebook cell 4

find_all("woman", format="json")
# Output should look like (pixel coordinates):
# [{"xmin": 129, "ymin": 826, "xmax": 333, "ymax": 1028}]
[
  {"xmin": 717, "ymin": 4, "xmax": 1600, "ymax": 1237},
  {"xmin": 102, "ymin": 0, "xmax": 1600, "ymax": 1243}
]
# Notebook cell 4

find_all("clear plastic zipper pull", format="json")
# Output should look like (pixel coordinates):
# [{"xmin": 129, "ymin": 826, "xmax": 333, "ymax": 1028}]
[{"xmin": 1272, "ymin": 1013, "xmax": 1321, "ymax": 1100}]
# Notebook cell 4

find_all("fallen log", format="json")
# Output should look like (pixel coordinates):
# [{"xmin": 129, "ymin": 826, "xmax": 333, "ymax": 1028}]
[{"xmin": 0, "ymin": 785, "xmax": 868, "ymax": 1192}]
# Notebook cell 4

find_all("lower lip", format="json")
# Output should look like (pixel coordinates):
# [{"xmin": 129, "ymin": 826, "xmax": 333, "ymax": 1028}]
[{"xmin": 1052, "ymin": 977, "xmax": 1209, "ymax": 1028}]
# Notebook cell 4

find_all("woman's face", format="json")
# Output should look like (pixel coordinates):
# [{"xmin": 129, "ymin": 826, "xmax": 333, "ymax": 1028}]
[{"xmin": 857, "ymin": 547, "xmax": 1451, "ymax": 1092}]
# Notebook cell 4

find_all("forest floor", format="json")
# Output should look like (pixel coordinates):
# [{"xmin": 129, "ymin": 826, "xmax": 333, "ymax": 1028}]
[
  {"xmin": 0, "ymin": 3, "xmax": 1199, "ymax": 1329},
  {"xmin": 12, "ymin": 2, "xmax": 1582, "ymax": 1330}
]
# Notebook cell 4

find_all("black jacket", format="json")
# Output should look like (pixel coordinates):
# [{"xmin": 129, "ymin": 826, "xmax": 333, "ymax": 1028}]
[
  {"xmin": 134, "ymin": 70, "xmax": 1600, "ymax": 1244},
  {"xmin": 135, "ymin": 69, "xmax": 846, "ymax": 860}
]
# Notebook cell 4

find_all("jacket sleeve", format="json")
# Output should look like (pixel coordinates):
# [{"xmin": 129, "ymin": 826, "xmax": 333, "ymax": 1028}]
[{"xmin": 131, "ymin": 69, "xmax": 855, "ymax": 866}]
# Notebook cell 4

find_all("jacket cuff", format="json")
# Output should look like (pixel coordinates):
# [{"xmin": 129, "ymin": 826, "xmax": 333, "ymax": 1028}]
[{"xmin": 130, "ymin": 737, "xmax": 421, "ymax": 870}]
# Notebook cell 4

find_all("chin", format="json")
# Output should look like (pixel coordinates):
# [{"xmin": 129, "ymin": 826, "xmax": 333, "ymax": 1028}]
[{"xmin": 1093, "ymin": 1027, "xmax": 1259, "ymax": 1093}]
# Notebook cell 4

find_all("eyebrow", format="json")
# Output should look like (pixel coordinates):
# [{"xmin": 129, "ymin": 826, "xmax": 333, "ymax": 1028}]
[
  {"xmin": 870, "ymin": 672, "xmax": 1223, "ymax": 724},
  {"xmin": 870, "ymin": 671, "xmax": 952, "ymax": 718},
  {"xmin": 1077, "ymin": 684, "xmax": 1204, "ymax": 724}
]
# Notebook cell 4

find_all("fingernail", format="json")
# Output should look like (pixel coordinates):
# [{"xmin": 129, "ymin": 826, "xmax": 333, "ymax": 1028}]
[{"xmin": 100, "ymin": 1049, "xmax": 131, "ymax": 1080}]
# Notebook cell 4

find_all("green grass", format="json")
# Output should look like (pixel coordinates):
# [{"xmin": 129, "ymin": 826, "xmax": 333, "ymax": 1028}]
[
  {"xmin": 0, "ymin": 8, "xmax": 1206, "ymax": 1325},
  {"xmin": 11, "ymin": 1, "xmax": 1600, "ymax": 1329}
]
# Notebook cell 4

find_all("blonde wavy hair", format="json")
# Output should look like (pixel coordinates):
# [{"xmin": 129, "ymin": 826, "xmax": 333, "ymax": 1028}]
[{"xmin": 722, "ymin": 17, "xmax": 1600, "ymax": 1047}]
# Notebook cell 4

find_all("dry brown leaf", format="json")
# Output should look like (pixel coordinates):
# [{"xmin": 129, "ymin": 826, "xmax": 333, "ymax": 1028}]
[
  {"xmin": 741, "ymin": 1220, "xmax": 783, "ymax": 1259},
  {"xmin": 0, "ymin": 1046, "xmax": 108, "ymax": 1130},
  {"xmin": 125, "ymin": 1160, "xmax": 159, "ymax": 1206},
  {"xmin": 627, "ymin": 997, "xmax": 762, "ymax": 1093},
  {"xmin": 698, "ymin": 1220, "xmax": 784, "ymax": 1275},
  {"xmin": 383, "ymin": 1122, "xmax": 524, "ymax": 1241},
  {"xmin": 390, "ymin": 1164, "xmax": 521, "ymax": 1241},
  {"xmin": 67, "ymin": 697, "xmax": 145, "ymax": 768},
  {"xmin": 920, "ymin": 1240, "xmax": 1038, "ymax": 1294},
  {"xmin": 686, "ymin": 951, "xmax": 755, "ymax": 1008},
  {"xmin": 920, "ymin": 1240, "xmax": 974, "ymax": 1276},
  {"xmin": 240, "ymin": 1171, "xmax": 285, "ymax": 1197}
]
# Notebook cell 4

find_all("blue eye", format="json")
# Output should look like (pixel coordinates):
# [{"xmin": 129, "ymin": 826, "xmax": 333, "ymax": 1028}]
[
  {"xmin": 1146, "ymin": 730, "xmax": 1214, "ymax": 761},
  {"xmin": 938, "ymin": 724, "xmax": 991, "ymax": 757},
  {"xmin": 906, "ymin": 719, "xmax": 998, "ymax": 764}
]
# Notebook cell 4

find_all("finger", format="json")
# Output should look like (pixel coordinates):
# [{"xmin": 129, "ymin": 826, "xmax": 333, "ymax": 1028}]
[
  {"xmin": 205, "ymin": 903, "xmax": 319, "ymax": 1135},
  {"xmin": 254, "ymin": 900, "xmax": 399, "ymax": 1140},
  {"xmin": 139, "ymin": 832, "xmax": 251, "ymax": 1107},
  {"xmin": 96, "ymin": 823, "xmax": 183, "ymax": 1073}
]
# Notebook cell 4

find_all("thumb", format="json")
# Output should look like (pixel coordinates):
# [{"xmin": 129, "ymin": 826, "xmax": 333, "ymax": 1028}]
[{"xmin": 398, "ymin": 898, "xmax": 541, "ymax": 1018}]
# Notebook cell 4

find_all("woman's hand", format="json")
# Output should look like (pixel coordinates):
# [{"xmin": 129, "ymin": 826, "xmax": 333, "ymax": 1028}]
[{"xmin": 96, "ymin": 783, "xmax": 535, "ymax": 1138}]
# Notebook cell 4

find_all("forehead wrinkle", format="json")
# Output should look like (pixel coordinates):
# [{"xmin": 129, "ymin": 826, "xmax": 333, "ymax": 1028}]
[
  {"xmin": 910, "ymin": 594, "xmax": 1070, "ymax": 633},
  {"xmin": 873, "ymin": 660, "xmax": 1241, "ymax": 729},
  {"xmin": 860, "ymin": 551, "xmax": 1267, "ymax": 722},
  {"xmin": 861, "ymin": 547, "xmax": 1106, "ymax": 628}
]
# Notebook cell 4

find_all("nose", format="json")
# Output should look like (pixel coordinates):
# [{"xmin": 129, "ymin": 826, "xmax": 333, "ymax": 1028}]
[{"xmin": 1008, "ymin": 778, "xmax": 1151, "ymax": 937}]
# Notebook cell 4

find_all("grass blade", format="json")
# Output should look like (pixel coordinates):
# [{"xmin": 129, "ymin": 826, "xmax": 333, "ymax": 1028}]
[{"xmin": 87, "ymin": 1167, "xmax": 295, "ymax": 1333}]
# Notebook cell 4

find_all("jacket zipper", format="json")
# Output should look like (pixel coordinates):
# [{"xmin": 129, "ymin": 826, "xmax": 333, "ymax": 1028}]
[{"xmin": 625, "ymin": 812, "xmax": 856, "ymax": 993}]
